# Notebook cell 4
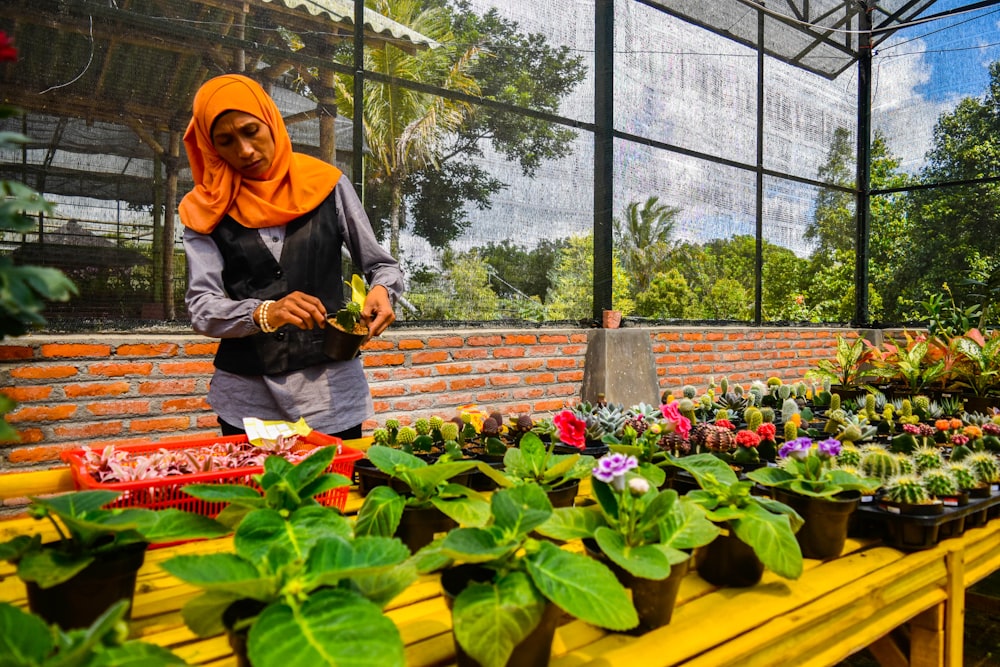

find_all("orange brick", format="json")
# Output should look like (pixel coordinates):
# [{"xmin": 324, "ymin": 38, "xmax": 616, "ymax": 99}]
[
  {"xmin": 10, "ymin": 365, "xmax": 79, "ymax": 380},
  {"xmin": 493, "ymin": 347, "xmax": 526, "ymax": 359},
  {"xmin": 413, "ymin": 380, "xmax": 448, "ymax": 393},
  {"xmin": 363, "ymin": 353, "xmax": 405, "ymax": 367},
  {"xmin": 428, "ymin": 336, "xmax": 464, "ymax": 348},
  {"xmin": 512, "ymin": 360, "xmax": 544, "ymax": 371},
  {"xmin": 6, "ymin": 404, "xmax": 76, "ymax": 422},
  {"xmin": 539, "ymin": 334, "xmax": 569, "ymax": 344},
  {"xmin": 116, "ymin": 343, "xmax": 179, "ymax": 357},
  {"xmin": 371, "ymin": 385, "xmax": 407, "ymax": 398},
  {"xmin": 8, "ymin": 444, "xmax": 74, "ymax": 464},
  {"xmin": 489, "ymin": 376, "xmax": 521, "ymax": 387},
  {"xmin": 534, "ymin": 399, "xmax": 568, "ymax": 412},
  {"xmin": 546, "ymin": 358, "xmax": 577, "ymax": 369},
  {"xmin": 129, "ymin": 416, "xmax": 192, "ymax": 433},
  {"xmin": 363, "ymin": 339, "xmax": 396, "ymax": 351},
  {"xmin": 398, "ymin": 339, "xmax": 425, "ymax": 350},
  {"xmin": 505, "ymin": 334, "xmax": 537, "ymax": 345},
  {"xmin": 184, "ymin": 342, "xmax": 219, "ymax": 355},
  {"xmin": 86, "ymin": 400, "xmax": 151, "ymax": 416},
  {"xmin": 89, "ymin": 362, "xmax": 154, "ymax": 377},
  {"xmin": 1, "ymin": 386, "xmax": 53, "ymax": 401},
  {"xmin": 162, "ymin": 397, "xmax": 211, "ymax": 412},
  {"xmin": 54, "ymin": 422, "xmax": 124, "ymax": 439},
  {"xmin": 449, "ymin": 378, "xmax": 487, "ymax": 391},
  {"xmin": 159, "ymin": 361, "xmax": 216, "ymax": 375},
  {"xmin": 453, "ymin": 349, "xmax": 489, "ymax": 360},
  {"xmin": 138, "ymin": 379, "xmax": 199, "ymax": 395},
  {"xmin": 525, "ymin": 373, "xmax": 556, "ymax": 385},
  {"xmin": 40, "ymin": 343, "xmax": 112, "ymax": 358},
  {"xmin": 411, "ymin": 351, "xmax": 449, "ymax": 364},
  {"xmin": 64, "ymin": 382, "xmax": 131, "ymax": 398},
  {"xmin": 467, "ymin": 335, "xmax": 502, "ymax": 347},
  {"xmin": 433, "ymin": 363, "xmax": 474, "ymax": 376},
  {"xmin": 0, "ymin": 427, "xmax": 44, "ymax": 445},
  {"xmin": 0, "ymin": 345, "xmax": 34, "ymax": 360},
  {"xmin": 196, "ymin": 414, "xmax": 221, "ymax": 429}
]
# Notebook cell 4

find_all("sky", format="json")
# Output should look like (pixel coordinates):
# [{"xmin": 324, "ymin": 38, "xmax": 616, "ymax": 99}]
[{"xmin": 395, "ymin": 0, "xmax": 1000, "ymax": 270}]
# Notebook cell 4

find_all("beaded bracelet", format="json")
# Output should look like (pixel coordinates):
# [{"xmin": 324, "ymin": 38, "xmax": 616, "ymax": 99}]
[{"xmin": 258, "ymin": 300, "xmax": 276, "ymax": 333}]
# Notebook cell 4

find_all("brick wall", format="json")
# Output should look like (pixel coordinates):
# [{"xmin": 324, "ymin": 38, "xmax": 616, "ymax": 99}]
[{"xmin": 0, "ymin": 326, "xmax": 854, "ymax": 472}]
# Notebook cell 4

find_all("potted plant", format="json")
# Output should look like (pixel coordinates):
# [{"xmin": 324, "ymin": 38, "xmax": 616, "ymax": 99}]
[
  {"xmin": 478, "ymin": 431, "xmax": 596, "ymax": 508},
  {"xmin": 163, "ymin": 447, "xmax": 416, "ymax": 667},
  {"xmin": 870, "ymin": 331, "xmax": 947, "ymax": 397},
  {"xmin": 536, "ymin": 452, "xmax": 718, "ymax": 633},
  {"xmin": 950, "ymin": 328, "xmax": 1000, "ymax": 410},
  {"xmin": 0, "ymin": 599, "xmax": 186, "ymax": 666},
  {"xmin": 746, "ymin": 437, "xmax": 880, "ymax": 559},
  {"xmin": 323, "ymin": 273, "xmax": 369, "ymax": 361},
  {"xmin": 805, "ymin": 334, "xmax": 880, "ymax": 400},
  {"xmin": 603, "ymin": 401, "xmax": 691, "ymax": 486},
  {"xmin": 666, "ymin": 453, "xmax": 804, "ymax": 587},
  {"xmin": 423, "ymin": 484, "xmax": 639, "ymax": 667},
  {"xmin": 354, "ymin": 445, "xmax": 489, "ymax": 551},
  {"xmin": 0, "ymin": 490, "xmax": 228, "ymax": 629}
]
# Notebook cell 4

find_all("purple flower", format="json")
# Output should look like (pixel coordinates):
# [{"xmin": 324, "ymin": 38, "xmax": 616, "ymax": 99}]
[
  {"xmin": 816, "ymin": 438, "xmax": 842, "ymax": 459},
  {"xmin": 778, "ymin": 437, "xmax": 813, "ymax": 461},
  {"xmin": 593, "ymin": 453, "xmax": 639, "ymax": 491}
]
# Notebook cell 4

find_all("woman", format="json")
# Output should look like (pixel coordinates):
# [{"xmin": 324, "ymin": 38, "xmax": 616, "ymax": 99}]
[{"xmin": 179, "ymin": 73, "xmax": 403, "ymax": 440}]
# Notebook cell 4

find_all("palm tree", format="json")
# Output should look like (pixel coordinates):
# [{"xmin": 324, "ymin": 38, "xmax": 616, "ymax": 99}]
[
  {"xmin": 335, "ymin": 0, "xmax": 480, "ymax": 258},
  {"xmin": 614, "ymin": 196, "xmax": 681, "ymax": 293}
]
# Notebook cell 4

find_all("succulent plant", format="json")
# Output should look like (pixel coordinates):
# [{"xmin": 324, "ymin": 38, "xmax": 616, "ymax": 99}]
[
  {"xmin": 912, "ymin": 395, "xmax": 931, "ymax": 417},
  {"xmin": 884, "ymin": 474, "xmax": 932, "ymax": 505},
  {"xmin": 829, "ymin": 392, "xmax": 842, "ymax": 412},
  {"xmin": 967, "ymin": 451, "xmax": 1000, "ymax": 484},
  {"xmin": 682, "ymin": 384, "xmax": 698, "ymax": 399},
  {"xmin": 715, "ymin": 391, "xmax": 748, "ymax": 417},
  {"xmin": 913, "ymin": 445, "xmax": 944, "ymax": 472},
  {"xmin": 385, "ymin": 418, "xmax": 400, "ymax": 432},
  {"xmin": 395, "ymin": 426, "xmax": 417, "ymax": 451},
  {"xmin": 372, "ymin": 427, "xmax": 390, "ymax": 445},
  {"xmin": 414, "ymin": 418, "xmax": 431, "ymax": 436},
  {"xmin": 944, "ymin": 461, "xmax": 979, "ymax": 492},
  {"xmin": 689, "ymin": 422, "xmax": 733, "ymax": 453},
  {"xmin": 481, "ymin": 417, "xmax": 501, "ymax": 438},
  {"xmin": 744, "ymin": 406, "xmax": 763, "ymax": 432},
  {"xmin": 837, "ymin": 442, "xmax": 862, "ymax": 468},
  {"xmin": 922, "ymin": 469, "xmax": 959, "ymax": 498},
  {"xmin": 923, "ymin": 400, "xmax": 944, "ymax": 420},
  {"xmin": 676, "ymin": 398, "xmax": 698, "ymax": 424},
  {"xmin": 777, "ymin": 385, "xmax": 791, "ymax": 401},
  {"xmin": 781, "ymin": 397, "xmax": 800, "ymax": 421},
  {"xmin": 783, "ymin": 419, "xmax": 798, "ymax": 441},
  {"xmin": 594, "ymin": 402, "xmax": 628, "ymax": 438},
  {"xmin": 892, "ymin": 453, "xmax": 915, "ymax": 476},
  {"xmin": 760, "ymin": 406, "xmax": 776, "ymax": 423},
  {"xmin": 429, "ymin": 415, "xmax": 445, "ymax": 431},
  {"xmin": 440, "ymin": 421, "xmax": 460, "ymax": 443},
  {"xmin": 860, "ymin": 445, "xmax": 898, "ymax": 482}
]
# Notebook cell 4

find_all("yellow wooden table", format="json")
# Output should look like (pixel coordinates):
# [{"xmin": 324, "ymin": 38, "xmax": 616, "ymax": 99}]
[{"xmin": 2, "ymin": 453, "xmax": 999, "ymax": 667}]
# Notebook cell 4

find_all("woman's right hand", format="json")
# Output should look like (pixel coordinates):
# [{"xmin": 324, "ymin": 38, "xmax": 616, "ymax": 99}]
[{"xmin": 258, "ymin": 291, "xmax": 328, "ymax": 331}]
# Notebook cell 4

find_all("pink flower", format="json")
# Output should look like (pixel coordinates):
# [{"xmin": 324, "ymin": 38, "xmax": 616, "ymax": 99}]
[
  {"xmin": 0, "ymin": 33, "xmax": 16, "ymax": 62},
  {"xmin": 755, "ymin": 422, "xmax": 776, "ymax": 441},
  {"xmin": 553, "ymin": 409, "xmax": 586, "ymax": 449},
  {"xmin": 659, "ymin": 401, "xmax": 691, "ymax": 439},
  {"xmin": 735, "ymin": 430, "xmax": 760, "ymax": 448}
]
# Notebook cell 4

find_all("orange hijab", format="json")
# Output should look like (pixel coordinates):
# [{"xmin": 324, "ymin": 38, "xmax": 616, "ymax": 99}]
[{"xmin": 179, "ymin": 74, "xmax": 341, "ymax": 233}]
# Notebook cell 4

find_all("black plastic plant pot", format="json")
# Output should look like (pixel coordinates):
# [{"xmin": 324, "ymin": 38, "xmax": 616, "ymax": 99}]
[
  {"xmin": 26, "ymin": 540, "xmax": 147, "ymax": 629},
  {"xmin": 545, "ymin": 480, "xmax": 581, "ymax": 509},
  {"xmin": 440, "ymin": 564, "xmax": 561, "ymax": 667},
  {"xmin": 774, "ymin": 489, "xmax": 860, "ymax": 560},
  {"xmin": 223, "ymin": 598, "xmax": 268, "ymax": 667},
  {"xmin": 583, "ymin": 538, "xmax": 689, "ymax": 634},
  {"xmin": 695, "ymin": 530, "xmax": 764, "ymax": 588},
  {"xmin": 396, "ymin": 505, "xmax": 456, "ymax": 553},
  {"xmin": 323, "ymin": 322, "xmax": 366, "ymax": 361}
]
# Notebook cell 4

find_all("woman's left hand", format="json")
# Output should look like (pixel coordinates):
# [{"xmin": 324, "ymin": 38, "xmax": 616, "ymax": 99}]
[{"xmin": 362, "ymin": 285, "xmax": 395, "ymax": 339}]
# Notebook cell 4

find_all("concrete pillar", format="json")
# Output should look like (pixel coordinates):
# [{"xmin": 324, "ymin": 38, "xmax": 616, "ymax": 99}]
[{"xmin": 580, "ymin": 329, "xmax": 659, "ymax": 407}]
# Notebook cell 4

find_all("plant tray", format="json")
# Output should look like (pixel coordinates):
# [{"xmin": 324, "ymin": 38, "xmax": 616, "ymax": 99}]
[
  {"xmin": 851, "ymin": 488, "xmax": 1000, "ymax": 551},
  {"xmin": 62, "ymin": 431, "xmax": 363, "ymax": 515}
]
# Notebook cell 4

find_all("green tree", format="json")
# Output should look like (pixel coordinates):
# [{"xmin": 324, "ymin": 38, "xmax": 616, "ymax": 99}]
[
  {"xmin": 335, "ymin": 0, "xmax": 480, "ymax": 257},
  {"xmin": 546, "ymin": 234, "xmax": 632, "ymax": 320},
  {"xmin": 406, "ymin": 249, "xmax": 499, "ymax": 319},
  {"xmin": 351, "ymin": 2, "xmax": 586, "ymax": 256},
  {"xmin": 634, "ymin": 268, "xmax": 695, "ymax": 319},
  {"xmin": 867, "ymin": 131, "xmax": 913, "ymax": 322},
  {"xmin": 472, "ymin": 237, "xmax": 567, "ymax": 301},
  {"xmin": 614, "ymin": 196, "xmax": 680, "ymax": 293},
  {"xmin": 883, "ymin": 61, "xmax": 1000, "ymax": 323},
  {"xmin": 806, "ymin": 126, "xmax": 856, "ymax": 257}
]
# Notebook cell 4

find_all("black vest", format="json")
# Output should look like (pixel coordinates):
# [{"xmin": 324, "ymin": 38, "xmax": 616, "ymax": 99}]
[{"xmin": 210, "ymin": 193, "xmax": 345, "ymax": 375}]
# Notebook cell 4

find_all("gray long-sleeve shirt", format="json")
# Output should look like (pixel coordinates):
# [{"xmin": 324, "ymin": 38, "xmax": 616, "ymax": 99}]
[{"xmin": 183, "ymin": 174, "xmax": 404, "ymax": 434}]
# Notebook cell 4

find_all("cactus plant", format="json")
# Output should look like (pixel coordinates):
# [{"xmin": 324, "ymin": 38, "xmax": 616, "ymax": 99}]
[
  {"xmin": 967, "ymin": 451, "xmax": 1000, "ymax": 484},
  {"xmin": 943, "ymin": 462, "xmax": 979, "ymax": 492},
  {"xmin": 913, "ymin": 445, "xmax": 944, "ymax": 472},
  {"xmin": 682, "ymin": 384, "xmax": 697, "ymax": 399},
  {"xmin": 860, "ymin": 445, "xmax": 898, "ymax": 482},
  {"xmin": 884, "ymin": 474, "xmax": 932, "ymax": 505},
  {"xmin": 837, "ymin": 442, "xmax": 862, "ymax": 468},
  {"xmin": 783, "ymin": 419, "xmax": 798, "ymax": 442},
  {"xmin": 744, "ymin": 406, "xmax": 763, "ymax": 432},
  {"xmin": 760, "ymin": 406, "xmax": 776, "ymax": 423},
  {"xmin": 414, "ymin": 417, "xmax": 431, "ymax": 436},
  {"xmin": 922, "ymin": 469, "xmax": 959, "ymax": 498}
]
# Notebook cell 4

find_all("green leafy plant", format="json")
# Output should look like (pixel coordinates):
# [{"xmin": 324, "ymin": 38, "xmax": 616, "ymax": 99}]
[
  {"xmin": 331, "ymin": 273, "xmax": 368, "ymax": 334},
  {"xmin": 181, "ymin": 444, "xmax": 351, "ymax": 528},
  {"xmin": 0, "ymin": 599, "xmax": 186, "ymax": 667},
  {"xmin": 424, "ymin": 485, "xmax": 639, "ymax": 667},
  {"xmin": 951, "ymin": 328, "xmax": 1000, "ymax": 397},
  {"xmin": 478, "ymin": 431, "xmax": 595, "ymax": 492},
  {"xmin": 746, "ymin": 437, "xmax": 880, "ymax": 499},
  {"xmin": 163, "ymin": 449, "xmax": 416, "ymax": 667},
  {"xmin": 871, "ymin": 331, "xmax": 947, "ymax": 394},
  {"xmin": 354, "ymin": 445, "xmax": 490, "ymax": 538},
  {"xmin": 805, "ymin": 334, "xmax": 879, "ymax": 389},
  {"xmin": 0, "ymin": 490, "xmax": 228, "ymax": 589},
  {"xmin": 667, "ymin": 453, "xmax": 804, "ymax": 580},
  {"xmin": 538, "ymin": 453, "xmax": 718, "ymax": 579}
]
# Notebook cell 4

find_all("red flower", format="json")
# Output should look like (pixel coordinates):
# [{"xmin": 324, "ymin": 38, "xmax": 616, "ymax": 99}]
[
  {"xmin": 0, "ymin": 32, "xmax": 17, "ymax": 62},
  {"xmin": 735, "ymin": 430, "xmax": 761, "ymax": 448},
  {"xmin": 553, "ymin": 409, "xmax": 586, "ymax": 449},
  {"xmin": 715, "ymin": 419, "xmax": 735, "ymax": 431},
  {"xmin": 659, "ymin": 401, "xmax": 691, "ymax": 440},
  {"xmin": 756, "ymin": 422, "xmax": 776, "ymax": 441}
]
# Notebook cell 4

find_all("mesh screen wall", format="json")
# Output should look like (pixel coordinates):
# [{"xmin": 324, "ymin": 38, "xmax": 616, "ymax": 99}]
[{"xmin": 0, "ymin": 0, "xmax": 996, "ymax": 330}]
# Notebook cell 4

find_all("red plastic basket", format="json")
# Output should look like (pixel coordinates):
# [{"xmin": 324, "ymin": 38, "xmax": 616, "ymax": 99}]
[{"xmin": 61, "ymin": 430, "xmax": 363, "ymax": 515}]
